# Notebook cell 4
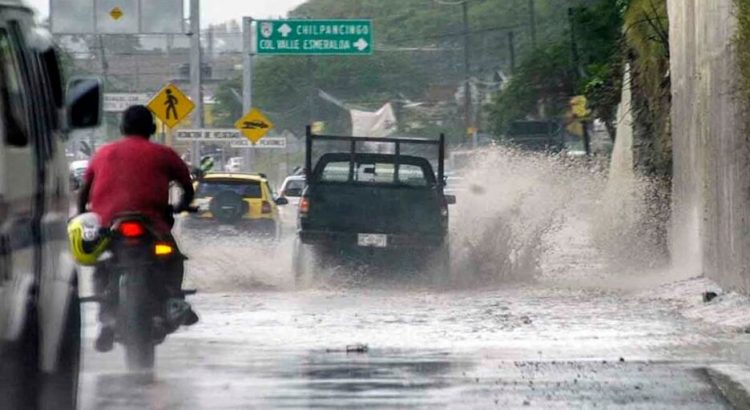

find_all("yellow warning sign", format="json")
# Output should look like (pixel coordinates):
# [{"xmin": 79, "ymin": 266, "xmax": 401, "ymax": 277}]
[
  {"xmin": 147, "ymin": 83, "xmax": 195, "ymax": 129},
  {"xmin": 235, "ymin": 108, "xmax": 274, "ymax": 144},
  {"xmin": 109, "ymin": 7, "xmax": 124, "ymax": 21},
  {"xmin": 311, "ymin": 121, "xmax": 325, "ymax": 134}
]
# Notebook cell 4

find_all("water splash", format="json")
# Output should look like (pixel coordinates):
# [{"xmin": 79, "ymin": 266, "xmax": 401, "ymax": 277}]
[
  {"xmin": 592, "ymin": 65, "xmax": 672, "ymax": 271},
  {"xmin": 450, "ymin": 147, "xmax": 607, "ymax": 286}
]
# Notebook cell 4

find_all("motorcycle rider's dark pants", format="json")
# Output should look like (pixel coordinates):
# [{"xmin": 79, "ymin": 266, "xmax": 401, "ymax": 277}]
[{"xmin": 93, "ymin": 235, "xmax": 185, "ymax": 327}]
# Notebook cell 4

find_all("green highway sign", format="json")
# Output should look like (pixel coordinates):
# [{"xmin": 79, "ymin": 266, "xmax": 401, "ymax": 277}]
[{"xmin": 256, "ymin": 19, "xmax": 373, "ymax": 55}]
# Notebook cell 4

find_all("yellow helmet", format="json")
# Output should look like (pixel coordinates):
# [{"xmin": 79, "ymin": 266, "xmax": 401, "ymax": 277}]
[{"xmin": 67, "ymin": 213, "xmax": 110, "ymax": 266}]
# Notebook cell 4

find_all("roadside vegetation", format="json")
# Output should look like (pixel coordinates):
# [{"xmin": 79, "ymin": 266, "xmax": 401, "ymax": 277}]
[
  {"xmin": 214, "ymin": 0, "xmax": 587, "ymax": 136},
  {"xmin": 735, "ymin": 0, "xmax": 750, "ymax": 122}
]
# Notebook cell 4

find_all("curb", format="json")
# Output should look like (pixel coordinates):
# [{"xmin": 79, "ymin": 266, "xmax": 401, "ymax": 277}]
[{"xmin": 706, "ymin": 365, "xmax": 750, "ymax": 409}]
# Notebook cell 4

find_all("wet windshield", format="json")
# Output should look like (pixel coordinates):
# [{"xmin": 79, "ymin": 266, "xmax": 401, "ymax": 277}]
[{"xmin": 283, "ymin": 180, "xmax": 305, "ymax": 196}]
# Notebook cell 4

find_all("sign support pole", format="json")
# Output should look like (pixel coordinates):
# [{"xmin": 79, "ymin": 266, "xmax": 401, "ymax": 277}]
[
  {"xmin": 189, "ymin": 0, "xmax": 203, "ymax": 168},
  {"xmin": 242, "ymin": 16, "xmax": 255, "ymax": 172}
]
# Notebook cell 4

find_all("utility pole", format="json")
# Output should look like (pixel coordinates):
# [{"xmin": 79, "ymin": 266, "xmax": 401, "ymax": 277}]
[
  {"xmin": 189, "ymin": 0, "xmax": 203, "ymax": 167},
  {"xmin": 508, "ymin": 31, "xmax": 516, "ymax": 75},
  {"xmin": 308, "ymin": 56, "xmax": 316, "ymax": 124},
  {"xmin": 568, "ymin": 7, "xmax": 589, "ymax": 157},
  {"xmin": 528, "ymin": 0, "xmax": 537, "ymax": 49},
  {"xmin": 462, "ymin": 0, "xmax": 473, "ymax": 143},
  {"xmin": 97, "ymin": 34, "xmax": 109, "ymax": 144},
  {"xmin": 207, "ymin": 26, "xmax": 215, "ymax": 65},
  {"xmin": 242, "ymin": 17, "xmax": 255, "ymax": 172},
  {"xmin": 568, "ymin": 7, "xmax": 583, "ymax": 79}
]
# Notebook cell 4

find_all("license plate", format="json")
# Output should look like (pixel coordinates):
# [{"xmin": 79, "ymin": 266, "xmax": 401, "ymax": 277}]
[{"xmin": 358, "ymin": 233, "xmax": 387, "ymax": 248}]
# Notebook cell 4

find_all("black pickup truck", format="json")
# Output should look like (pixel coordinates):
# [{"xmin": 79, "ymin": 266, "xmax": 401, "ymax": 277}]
[{"xmin": 293, "ymin": 128, "xmax": 455, "ymax": 285}]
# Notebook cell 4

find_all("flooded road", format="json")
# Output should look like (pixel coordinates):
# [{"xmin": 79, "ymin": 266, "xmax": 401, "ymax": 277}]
[
  {"xmin": 79, "ymin": 284, "xmax": 750, "ymax": 409},
  {"xmin": 78, "ymin": 149, "xmax": 750, "ymax": 408}
]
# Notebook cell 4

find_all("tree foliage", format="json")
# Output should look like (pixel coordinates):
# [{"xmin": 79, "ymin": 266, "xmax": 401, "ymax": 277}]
[
  {"xmin": 487, "ymin": 0, "xmax": 626, "ymax": 136},
  {"xmin": 486, "ymin": 43, "xmax": 577, "ymax": 132},
  {"xmin": 623, "ymin": 0, "xmax": 671, "ymax": 176},
  {"xmin": 213, "ymin": 0, "xmax": 584, "ymax": 136}
]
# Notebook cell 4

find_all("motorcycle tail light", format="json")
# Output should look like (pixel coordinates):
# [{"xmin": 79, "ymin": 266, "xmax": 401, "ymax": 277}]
[
  {"xmin": 119, "ymin": 221, "xmax": 145, "ymax": 238},
  {"xmin": 154, "ymin": 243, "xmax": 174, "ymax": 256},
  {"xmin": 261, "ymin": 201, "xmax": 272, "ymax": 214},
  {"xmin": 299, "ymin": 197, "xmax": 310, "ymax": 214}
]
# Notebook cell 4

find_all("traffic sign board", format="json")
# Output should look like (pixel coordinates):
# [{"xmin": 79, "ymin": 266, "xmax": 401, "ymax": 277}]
[
  {"xmin": 147, "ymin": 83, "xmax": 194, "ymax": 129},
  {"xmin": 231, "ymin": 138, "xmax": 287, "ymax": 149},
  {"xmin": 109, "ymin": 7, "xmax": 124, "ymax": 20},
  {"xmin": 235, "ymin": 108, "xmax": 274, "ymax": 143},
  {"xmin": 174, "ymin": 129, "xmax": 286, "ymax": 149},
  {"xmin": 50, "ymin": 0, "xmax": 185, "ymax": 34},
  {"xmin": 256, "ymin": 19, "xmax": 373, "ymax": 55},
  {"xmin": 104, "ymin": 93, "xmax": 149, "ymax": 112},
  {"xmin": 175, "ymin": 129, "xmax": 245, "ymax": 141}
]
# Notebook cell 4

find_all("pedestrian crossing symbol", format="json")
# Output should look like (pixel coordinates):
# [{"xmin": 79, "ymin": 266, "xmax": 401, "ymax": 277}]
[
  {"xmin": 235, "ymin": 108, "xmax": 274, "ymax": 144},
  {"xmin": 147, "ymin": 83, "xmax": 194, "ymax": 129}
]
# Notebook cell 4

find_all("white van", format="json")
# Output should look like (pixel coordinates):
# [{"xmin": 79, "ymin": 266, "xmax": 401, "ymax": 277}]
[{"xmin": 0, "ymin": 2, "xmax": 102, "ymax": 408}]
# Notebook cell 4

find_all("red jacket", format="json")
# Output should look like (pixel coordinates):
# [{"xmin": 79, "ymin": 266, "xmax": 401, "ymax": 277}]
[{"xmin": 84, "ymin": 136, "xmax": 192, "ymax": 233}]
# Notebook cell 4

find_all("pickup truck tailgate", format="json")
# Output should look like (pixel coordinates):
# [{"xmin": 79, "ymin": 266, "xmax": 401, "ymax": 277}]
[{"xmin": 305, "ymin": 184, "xmax": 444, "ymax": 235}]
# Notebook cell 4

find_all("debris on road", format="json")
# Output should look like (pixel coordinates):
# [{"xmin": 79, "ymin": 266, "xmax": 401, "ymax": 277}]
[
  {"xmin": 325, "ymin": 344, "xmax": 370, "ymax": 354},
  {"xmin": 346, "ymin": 344, "xmax": 369, "ymax": 353},
  {"xmin": 703, "ymin": 291, "xmax": 719, "ymax": 303}
]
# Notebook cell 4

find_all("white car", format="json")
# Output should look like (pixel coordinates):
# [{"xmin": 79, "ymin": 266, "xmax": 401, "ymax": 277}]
[
  {"xmin": 69, "ymin": 159, "xmax": 89, "ymax": 189},
  {"xmin": 224, "ymin": 157, "xmax": 244, "ymax": 173},
  {"xmin": 277, "ymin": 175, "xmax": 306, "ymax": 228}
]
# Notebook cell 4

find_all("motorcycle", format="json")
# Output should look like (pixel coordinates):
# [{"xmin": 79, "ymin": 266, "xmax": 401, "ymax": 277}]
[{"xmin": 86, "ymin": 210, "xmax": 196, "ymax": 370}]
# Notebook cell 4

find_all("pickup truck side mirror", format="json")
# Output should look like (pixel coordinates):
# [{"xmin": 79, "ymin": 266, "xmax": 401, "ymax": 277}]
[
  {"xmin": 275, "ymin": 197, "xmax": 289, "ymax": 206},
  {"xmin": 66, "ymin": 77, "xmax": 102, "ymax": 129},
  {"xmin": 445, "ymin": 195, "xmax": 457, "ymax": 205}
]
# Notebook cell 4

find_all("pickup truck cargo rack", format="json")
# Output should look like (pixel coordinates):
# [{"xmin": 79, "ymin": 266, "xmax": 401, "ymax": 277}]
[{"xmin": 304, "ymin": 125, "xmax": 446, "ymax": 188}]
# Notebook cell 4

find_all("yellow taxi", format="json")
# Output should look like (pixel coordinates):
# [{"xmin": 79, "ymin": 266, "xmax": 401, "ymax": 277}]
[{"xmin": 182, "ymin": 173, "xmax": 288, "ymax": 237}]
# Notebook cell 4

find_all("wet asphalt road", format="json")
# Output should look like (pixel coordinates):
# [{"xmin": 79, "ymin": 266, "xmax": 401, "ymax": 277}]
[
  {"xmin": 78, "ymin": 168, "xmax": 750, "ymax": 409},
  {"xmin": 79, "ymin": 285, "xmax": 750, "ymax": 409}
]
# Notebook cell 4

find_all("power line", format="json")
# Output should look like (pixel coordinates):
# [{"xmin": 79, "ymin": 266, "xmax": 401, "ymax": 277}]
[
  {"xmin": 432, "ymin": 0, "xmax": 466, "ymax": 4},
  {"xmin": 386, "ymin": 23, "xmax": 525, "ymax": 45}
]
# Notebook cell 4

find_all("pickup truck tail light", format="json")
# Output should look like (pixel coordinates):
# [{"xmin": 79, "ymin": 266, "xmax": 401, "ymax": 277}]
[{"xmin": 299, "ymin": 197, "xmax": 310, "ymax": 215}]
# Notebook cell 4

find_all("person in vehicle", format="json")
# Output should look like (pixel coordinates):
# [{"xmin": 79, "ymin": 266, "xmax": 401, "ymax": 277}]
[{"xmin": 77, "ymin": 105, "xmax": 198, "ymax": 352}]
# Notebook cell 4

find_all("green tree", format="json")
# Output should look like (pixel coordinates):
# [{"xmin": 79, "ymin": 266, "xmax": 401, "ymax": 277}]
[
  {"xmin": 213, "ymin": 76, "xmax": 242, "ymax": 127},
  {"xmin": 213, "ymin": 0, "xmax": 588, "ymax": 137},
  {"xmin": 487, "ymin": 0, "xmax": 626, "ymax": 137}
]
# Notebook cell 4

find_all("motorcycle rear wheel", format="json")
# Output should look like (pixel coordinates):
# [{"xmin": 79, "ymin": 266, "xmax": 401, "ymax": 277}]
[{"xmin": 119, "ymin": 272, "xmax": 155, "ymax": 371}]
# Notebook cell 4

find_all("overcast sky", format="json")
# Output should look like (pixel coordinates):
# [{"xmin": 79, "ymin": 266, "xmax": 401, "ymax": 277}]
[{"xmin": 26, "ymin": 0, "xmax": 308, "ymax": 26}]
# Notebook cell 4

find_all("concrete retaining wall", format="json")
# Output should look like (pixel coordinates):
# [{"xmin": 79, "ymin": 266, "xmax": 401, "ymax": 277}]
[{"xmin": 669, "ymin": 0, "xmax": 750, "ymax": 292}]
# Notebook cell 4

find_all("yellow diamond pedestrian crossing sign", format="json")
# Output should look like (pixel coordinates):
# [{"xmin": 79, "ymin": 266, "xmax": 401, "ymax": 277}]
[
  {"xmin": 147, "ymin": 83, "xmax": 194, "ymax": 129},
  {"xmin": 235, "ymin": 108, "xmax": 274, "ymax": 144}
]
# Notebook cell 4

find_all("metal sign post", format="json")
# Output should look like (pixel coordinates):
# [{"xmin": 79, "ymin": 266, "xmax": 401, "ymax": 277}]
[
  {"xmin": 242, "ymin": 17, "xmax": 255, "ymax": 172},
  {"xmin": 190, "ymin": 0, "xmax": 203, "ymax": 168}
]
